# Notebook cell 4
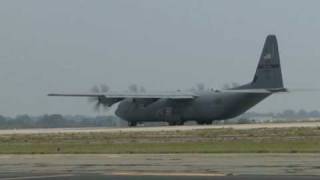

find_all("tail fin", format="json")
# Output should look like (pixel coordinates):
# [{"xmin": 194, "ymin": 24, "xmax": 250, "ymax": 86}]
[{"xmin": 248, "ymin": 35, "xmax": 284, "ymax": 89}]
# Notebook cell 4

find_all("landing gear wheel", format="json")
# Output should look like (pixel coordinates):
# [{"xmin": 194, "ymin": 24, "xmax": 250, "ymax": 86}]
[
  {"xmin": 176, "ymin": 121, "xmax": 184, "ymax": 126},
  {"xmin": 128, "ymin": 121, "xmax": 137, "ymax": 127},
  {"xmin": 168, "ymin": 122, "xmax": 176, "ymax": 126},
  {"xmin": 197, "ymin": 120, "xmax": 212, "ymax": 125}
]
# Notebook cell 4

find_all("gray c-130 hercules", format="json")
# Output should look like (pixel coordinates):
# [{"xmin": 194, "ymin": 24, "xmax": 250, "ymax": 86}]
[{"xmin": 49, "ymin": 35, "xmax": 288, "ymax": 126}]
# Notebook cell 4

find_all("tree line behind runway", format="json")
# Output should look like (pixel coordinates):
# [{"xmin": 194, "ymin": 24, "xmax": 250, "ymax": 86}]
[{"xmin": 1, "ymin": 109, "xmax": 320, "ymax": 129}]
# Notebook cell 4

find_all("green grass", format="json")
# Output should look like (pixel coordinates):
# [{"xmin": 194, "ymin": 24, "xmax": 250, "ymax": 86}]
[{"xmin": 1, "ymin": 127, "xmax": 320, "ymax": 154}]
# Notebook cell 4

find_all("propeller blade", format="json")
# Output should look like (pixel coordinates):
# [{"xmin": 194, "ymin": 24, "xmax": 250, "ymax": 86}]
[
  {"xmin": 196, "ymin": 83, "xmax": 205, "ymax": 91},
  {"xmin": 91, "ymin": 85, "xmax": 100, "ymax": 93},
  {"xmin": 128, "ymin": 84, "xmax": 138, "ymax": 93},
  {"xmin": 88, "ymin": 97, "xmax": 98, "ymax": 103},
  {"xmin": 93, "ymin": 102, "xmax": 101, "ymax": 112},
  {"xmin": 100, "ymin": 84, "xmax": 109, "ymax": 93},
  {"xmin": 102, "ymin": 104, "xmax": 110, "ymax": 110},
  {"xmin": 140, "ymin": 86, "xmax": 146, "ymax": 93}
]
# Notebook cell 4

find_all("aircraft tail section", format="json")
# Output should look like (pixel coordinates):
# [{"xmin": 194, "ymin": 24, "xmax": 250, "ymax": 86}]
[{"xmin": 238, "ymin": 35, "xmax": 284, "ymax": 90}]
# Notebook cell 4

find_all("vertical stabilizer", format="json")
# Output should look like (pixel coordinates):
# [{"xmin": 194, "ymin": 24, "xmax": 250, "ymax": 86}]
[{"xmin": 246, "ymin": 35, "xmax": 284, "ymax": 89}]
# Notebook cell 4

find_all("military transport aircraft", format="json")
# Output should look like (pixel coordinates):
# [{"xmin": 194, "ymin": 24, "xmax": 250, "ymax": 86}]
[{"xmin": 49, "ymin": 35, "xmax": 288, "ymax": 126}]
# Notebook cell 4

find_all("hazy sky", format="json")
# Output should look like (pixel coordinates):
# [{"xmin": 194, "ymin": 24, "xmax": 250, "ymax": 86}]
[{"xmin": 0, "ymin": 0, "xmax": 320, "ymax": 116}]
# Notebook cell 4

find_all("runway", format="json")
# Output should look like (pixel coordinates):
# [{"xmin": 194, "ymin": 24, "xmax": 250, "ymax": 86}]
[
  {"xmin": 1, "ymin": 154, "xmax": 320, "ymax": 179},
  {"xmin": 1, "ymin": 124, "xmax": 320, "ymax": 179},
  {"xmin": 0, "ymin": 154, "xmax": 319, "ymax": 177},
  {"xmin": 0, "ymin": 121, "xmax": 319, "ymax": 135},
  {"xmin": 1, "ymin": 173, "xmax": 319, "ymax": 180}
]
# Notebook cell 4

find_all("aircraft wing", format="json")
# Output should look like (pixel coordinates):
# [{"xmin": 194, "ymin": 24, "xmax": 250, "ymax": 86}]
[
  {"xmin": 48, "ymin": 93, "xmax": 196, "ymax": 99},
  {"xmin": 48, "ymin": 92, "xmax": 196, "ymax": 107}
]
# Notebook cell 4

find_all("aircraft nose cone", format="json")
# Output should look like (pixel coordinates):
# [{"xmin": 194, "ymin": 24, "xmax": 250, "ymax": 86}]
[
  {"xmin": 114, "ymin": 108, "xmax": 122, "ymax": 117},
  {"xmin": 115, "ymin": 104, "xmax": 127, "ymax": 120}
]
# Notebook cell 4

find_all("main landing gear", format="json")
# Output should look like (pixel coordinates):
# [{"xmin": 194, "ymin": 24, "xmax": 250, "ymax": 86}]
[
  {"xmin": 197, "ymin": 120, "xmax": 213, "ymax": 125},
  {"xmin": 168, "ymin": 121, "xmax": 184, "ymax": 126},
  {"xmin": 128, "ymin": 121, "xmax": 137, "ymax": 127}
]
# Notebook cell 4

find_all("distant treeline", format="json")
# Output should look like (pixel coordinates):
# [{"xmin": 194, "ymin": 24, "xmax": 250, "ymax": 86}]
[
  {"xmin": 0, "ymin": 109, "xmax": 319, "ymax": 129},
  {"xmin": 0, "ymin": 114, "xmax": 123, "ymax": 129},
  {"xmin": 242, "ymin": 109, "xmax": 320, "ymax": 119}
]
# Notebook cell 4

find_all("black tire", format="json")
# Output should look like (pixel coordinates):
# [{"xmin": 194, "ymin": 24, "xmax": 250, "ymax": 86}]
[
  {"xmin": 128, "ymin": 121, "xmax": 137, "ymax": 127},
  {"xmin": 176, "ymin": 121, "xmax": 184, "ymax": 126},
  {"xmin": 168, "ymin": 122, "xmax": 176, "ymax": 126},
  {"xmin": 197, "ymin": 121, "xmax": 205, "ymax": 125}
]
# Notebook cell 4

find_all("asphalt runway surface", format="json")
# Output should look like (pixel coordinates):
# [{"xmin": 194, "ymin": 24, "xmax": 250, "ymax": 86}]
[
  {"xmin": 1, "ymin": 123, "xmax": 320, "ymax": 179},
  {"xmin": 1, "ymin": 173, "xmax": 320, "ymax": 180},
  {"xmin": 0, "ymin": 122, "xmax": 320, "ymax": 135},
  {"xmin": 0, "ymin": 154, "xmax": 320, "ymax": 179}
]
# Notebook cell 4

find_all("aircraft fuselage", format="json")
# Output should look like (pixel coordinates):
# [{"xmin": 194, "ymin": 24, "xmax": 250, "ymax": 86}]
[{"xmin": 115, "ymin": 92, "xmax": 270, "ymax": 125}]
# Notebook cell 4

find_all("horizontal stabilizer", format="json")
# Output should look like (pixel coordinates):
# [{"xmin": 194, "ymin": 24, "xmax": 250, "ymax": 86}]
[
  {"xmin": 216, "ymin": 89, "xmax": 272, "ymax": 94},
  {"xmin": 215, "ymin": 87, "xmax": 320, "ymax": 94},
  {"xmin": 217, "ymin": 88, "xmax": 289, "ymax": 94},
  {"xmin": 285, "ymin": 88, "xmax": 320, "ymax": 93}
]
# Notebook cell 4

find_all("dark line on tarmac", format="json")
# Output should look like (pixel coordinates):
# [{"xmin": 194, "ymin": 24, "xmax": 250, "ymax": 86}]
[{"xmin": 1, "ymin": 173, "xmax": 320, "ymax": 180}]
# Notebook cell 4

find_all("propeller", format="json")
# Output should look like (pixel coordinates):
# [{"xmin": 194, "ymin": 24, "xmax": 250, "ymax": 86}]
[
  {"xmin": 88, "ymin": 84, "xmax": 110, "ymax": 112},
  {"xmin": 190, "ymin": 83, "xmax": 206, "ymax": 92},
  {"xmin": 223, "ymin": 82, "xmax": 240, "ymax": 90},
  {"xmin": 196, "ymin": 83, "xmax": 205, "ymax": 91},
  {"xmin": 128, "ymin": 84, "xmax": 146, "ymax": 93}
]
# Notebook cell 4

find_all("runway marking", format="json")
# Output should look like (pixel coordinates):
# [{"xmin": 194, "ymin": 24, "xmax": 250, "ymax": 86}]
[
  {"xmin": 1, "ymin": 174, "xmax": 74, "ymax": 180},
  {"xmin": 111, "ymin": 171, "xmax": 226, "ymax": 177}
]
